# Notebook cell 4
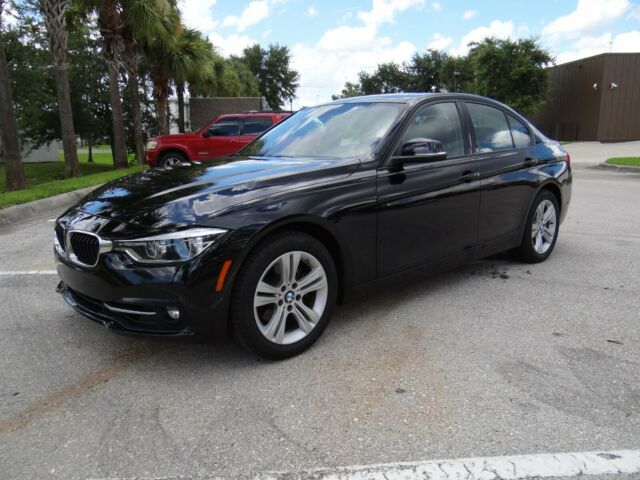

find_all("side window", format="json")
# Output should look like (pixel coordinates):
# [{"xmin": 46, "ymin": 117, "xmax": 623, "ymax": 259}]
[
  {"xmin": 242, "ymin": 117, "xmax": 273, "ymax": 135},
  {"xmin": 466, "ymin": 103, "xmax": 513, "ymax": 153},
  {"xmin": 396, "ymin": 102, "xmax": 465, "ymax": 158},
  {"xmin": 507, "ymin": 114, "xmax": 532, "ymax": 148},
  {"xmin": 207, "ymin": 118, "xmax": 241, "ymax": 137}
]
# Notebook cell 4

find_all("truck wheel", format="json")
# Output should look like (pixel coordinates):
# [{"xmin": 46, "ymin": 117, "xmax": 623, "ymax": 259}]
[{"xmin": 158, "ymin": 151, "xmax": 187, "ymax": 167}]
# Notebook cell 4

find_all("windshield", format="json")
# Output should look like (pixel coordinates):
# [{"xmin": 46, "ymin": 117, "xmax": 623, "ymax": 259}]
[{"xmin": 239, "ymin": 102, "xmax": 404, "ymax": 159}]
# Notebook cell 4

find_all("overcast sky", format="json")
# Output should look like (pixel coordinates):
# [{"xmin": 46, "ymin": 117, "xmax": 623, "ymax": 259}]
[{"xmin": 180, "ymin": 0, "xmax": 640, "ymax": 107}]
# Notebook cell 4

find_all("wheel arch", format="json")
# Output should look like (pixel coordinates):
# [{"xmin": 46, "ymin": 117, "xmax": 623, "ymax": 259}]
[
  {"xmin": 538, "ymin": 181, "xmax": 562, "ymax": 215},
  {"xmin": 233, "ymin": 216, "xmax": 347, "ymax": 304},
  {"xmin": 157, "ymin": 147, "xmax": 190, "ymax": 162}
]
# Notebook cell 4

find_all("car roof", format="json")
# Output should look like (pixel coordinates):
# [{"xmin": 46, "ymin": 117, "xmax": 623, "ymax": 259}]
[
  {"xmin": 328, "ymin": 92, "xmax": 506, "ymax": 108},
  {"xmin": 217, "ymin": 112, "xmax": 291, "ymax": 119}
]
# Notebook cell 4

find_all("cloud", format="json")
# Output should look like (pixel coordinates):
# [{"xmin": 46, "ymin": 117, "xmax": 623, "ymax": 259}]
[
  {"xmin": 462, "ymin": 10, "xmax": 477, "ymax": 20},
  {"xmin": 209, "ymin": 32, "xmax": 256, "ymax": 57},
  {"xmin": 290, "ymin": 0, "xmax": 429, "ymax": 107},
  {"xmin": 357, "ymin": 0, "xmax": 426, "ymax": 29},
  {"xmin": 449, "ymin": 20, "xmax": 515, "ymax": 56},
  {"xmin": 554, "ymin": 30, "xmax": 640, "ymax": 64},
  {"xmin": 542, "ymin": 0, "xmax": 631, "ymax": 38},
  {"xmin": 179, "ymin": 0, "xmax": 219, "ymax": 33},
  {"xmin": 426, "ymin": 33, "xmax": 453, "ymax": 50},
  {"xmin": 222, "ymin": 0, "xmax": 269, "ymax": 32},
  {"xmin": 307, "ymin": 6, "xmax": 318, "ymax": 17},
  {"xmin": 431, "ymin": 2, "xmax": 442, "ymax": 11}
]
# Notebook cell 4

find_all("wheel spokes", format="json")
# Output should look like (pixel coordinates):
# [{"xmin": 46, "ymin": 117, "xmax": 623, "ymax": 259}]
[
  {"xmin": 292, "ymin": 306, "xmax": 315, "ymax": 333},
  {"xmin": 298, "ymin": 267, "xmax": 327, "ymax": 295},
  {"xmin": 255, "ymin": 281, "xmax": 280, "ymax": 306},
  {"xmin": 254, "ymin": 250, "xmax": 329, "ymax": 345},
  {"xmin": 264, "ymin": 305, "xmax": 288, "ymax": 343}
]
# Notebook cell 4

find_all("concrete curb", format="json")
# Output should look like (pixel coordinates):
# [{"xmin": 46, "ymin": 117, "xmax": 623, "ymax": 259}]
[
  {"xmin": 0, "ymin": 186, "xmax": 98, "ymax": 228},
  {"xmin": 597, "ymin": 162, "xmax": 640, "ymax": 174}
]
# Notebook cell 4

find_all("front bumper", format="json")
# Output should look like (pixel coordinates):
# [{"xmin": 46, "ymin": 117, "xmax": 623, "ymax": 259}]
[
  {"xmin": 144, "ymin": 150, "xmax": 159, "ymax": 167},
  {"xmin": 54, "ymin": 246, "xmax": 237, "ymax": 338},
  {"xmin": 57, "ymin": 282, "xmax": 193, "ymax": 336}
]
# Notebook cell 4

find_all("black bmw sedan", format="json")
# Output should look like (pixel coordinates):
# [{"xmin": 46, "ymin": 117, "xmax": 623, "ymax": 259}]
[{"xmin": 54, "ymin": 93, "xmax": 571, "ymax": 359}]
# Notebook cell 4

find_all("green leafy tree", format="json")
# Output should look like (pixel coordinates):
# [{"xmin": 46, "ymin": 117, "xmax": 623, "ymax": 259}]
[
  {"xmin": 438, "ymin": 54, "xmax": 472, "ymax": 93},
  {"xmin": 465, "ymin": 37, "xmax": 552, "ymax": 115},
  {"xmin": 333, "ymin": 37, "xmax": 551, "ymax": 115},
  {"xmin": 144, "ymin": 24, "xmax": 215, "ymax": 134},
  {"xmin": 241, "ymin": 43, "xmax": 299, "ymax": 110},
  {"xmin": 331, "ymin": 81, "xmax": 362, "ymax": 100},
  {"xmin": 172, "ymin": 28, "xmax": 217, "ymax": 133},
  {"xmin": 208, "ymin": 55, "xmax": 260, "ymax": 98},
  {"xmin": 0, "ymin": 0, "xmax": 27, "ymax": 190},
  {"xmin": 6, "ymin": 8, "xmax": 111, "ymax": 159},
  {"xmin": 359, "ymin": 62, "xmax": 409, "ymax": 94},
  {"xmin": 407, "ymin": 50, "xmax": 449, "ymax": 92}
]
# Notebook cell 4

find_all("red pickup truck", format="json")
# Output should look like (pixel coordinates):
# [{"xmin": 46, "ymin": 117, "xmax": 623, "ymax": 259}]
[{"xmin": 144, "ymin": 112, "xmax": 291, "ymax": 167}]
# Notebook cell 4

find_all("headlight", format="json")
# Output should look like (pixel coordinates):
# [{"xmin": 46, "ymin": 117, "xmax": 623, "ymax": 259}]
[
  {"xmin": 146, "ymin": 139, "xmax": 158, "ymax": 150},
  {"xmin": 113, "ymin": 228, "xmax": 227, "ymax": 264}
]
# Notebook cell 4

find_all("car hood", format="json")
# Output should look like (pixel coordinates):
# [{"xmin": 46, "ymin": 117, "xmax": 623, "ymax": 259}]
[{"xmin": 69, "ymin": 156, "xmax": 358, "ymax": 230}]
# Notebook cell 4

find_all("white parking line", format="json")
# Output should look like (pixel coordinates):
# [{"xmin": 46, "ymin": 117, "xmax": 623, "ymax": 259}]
[
  {"xmin": 260, "ymin": 450, "xmax": 640, "ymax": 480},
  {"xmin": 0, "ymin": 270, "xmax": 57, "ymax": 276}
]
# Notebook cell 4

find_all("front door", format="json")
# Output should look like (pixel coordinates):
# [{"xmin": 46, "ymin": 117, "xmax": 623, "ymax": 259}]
[
  {"xmin": 201, "ymin": 117, "xmax": 244, "ymax": 158},
  {"xmin": 377, "ymin": 101, "xmax": 481, "ymax": 277}
]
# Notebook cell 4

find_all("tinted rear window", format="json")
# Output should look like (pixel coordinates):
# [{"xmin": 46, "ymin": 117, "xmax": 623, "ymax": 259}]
[{"xmin": 243, "ymin": 117, "xmax": 273, "ymax": 135}]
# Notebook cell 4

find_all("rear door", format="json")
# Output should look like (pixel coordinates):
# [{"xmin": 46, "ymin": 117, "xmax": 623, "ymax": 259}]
[
  {"xmin": 239, "ymin": 116, "xmax": 274, "ymax": 149},
  {"xmin": 462, "ymin": 102, "xmax": 539, "ymax": 246},
  {"xmin": 202, "ymin": 116, "xmax": 244, "ymax": 157},
  {"xmin": 376, "ymin": 101, "xmax": 481, "ymax": 276}
]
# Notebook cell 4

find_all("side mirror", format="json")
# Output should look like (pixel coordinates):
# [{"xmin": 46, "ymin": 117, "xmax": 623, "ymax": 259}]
[{"xmin": 400, "ymin": 138, "xmax": 447, "ymax": 159}]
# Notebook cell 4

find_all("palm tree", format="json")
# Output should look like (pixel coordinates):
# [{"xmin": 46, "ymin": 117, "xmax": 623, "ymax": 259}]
[
  {"xmin": 40, "ymin": 0, "xmax": 81, "ymax": 178},
  {"xmin": 173, "ymin": 30, "xmax": 217, "ymax": 133},
  {"xmin": 146, "ymin": 25, "xmax": 216, "ymax": 134},
  {"xmin": 0, "ymin": 0, "xmax": 27, "ymax": 190},
  {"xmin": 121, "ymin": 0, "xmax": 176, "ymax": 162}
]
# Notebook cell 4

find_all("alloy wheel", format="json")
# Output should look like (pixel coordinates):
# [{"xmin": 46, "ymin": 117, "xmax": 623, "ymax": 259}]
[
  {"xmin": 253, "ymin": 250, "xmax": 328, "ymax": 345},
  {"xmin": 162, "ymin": 156, "xmax": 182, "ymax": 167},
  {"xmin": 531, "ymin": 199, "xmax": 557, "ymax": 254}
]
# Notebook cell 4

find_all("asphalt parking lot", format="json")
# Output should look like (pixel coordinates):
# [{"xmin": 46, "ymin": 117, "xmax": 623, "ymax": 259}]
[{"xmin": 1, "ymin": 144, "xmax": 639, "ymax": 479}]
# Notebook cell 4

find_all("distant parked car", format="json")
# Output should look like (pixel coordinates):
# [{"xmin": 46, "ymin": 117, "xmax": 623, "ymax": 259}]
[{"xmin": 144, "ymin": 112, "xmax": 291, "ymax": 167}]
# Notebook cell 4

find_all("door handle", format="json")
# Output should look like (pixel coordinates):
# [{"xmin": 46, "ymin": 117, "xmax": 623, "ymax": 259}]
[{"xmin": 459, "ymin": 170, "xmax": 480, "ymax": 182}]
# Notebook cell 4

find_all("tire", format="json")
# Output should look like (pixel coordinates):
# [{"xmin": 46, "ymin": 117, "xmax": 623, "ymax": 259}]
[
  {"xmin": 514, "ymin": 190, "xmax": 560, "ymax": 263},
  {"xmin": 157, "ymin": 151, "xmax": 187, "ymax": 167},
  {"xmin": 230, "ymin": 231, "xmax": 338, "ymax": 359}
]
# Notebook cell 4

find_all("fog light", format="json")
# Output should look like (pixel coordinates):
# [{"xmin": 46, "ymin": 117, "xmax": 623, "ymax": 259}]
[{"xmin": 166, "ymin": 306, "xmax": 181, "ymax": 321}]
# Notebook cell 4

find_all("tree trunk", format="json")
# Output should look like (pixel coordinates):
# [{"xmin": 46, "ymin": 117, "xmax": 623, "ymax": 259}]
[
  {"xmin": 53, "ymin": 62, "xmax": 80, "ymax": 177},
  {"xmin": 128, "ymin": 72, "xmax": 145, "ymax": 163},
  {"xmin": 177, "ymin": 82, "xmax": 185, "ymax": 133},
  {"xmin": 157, "ymin": 95, "xmax": 168, "ymax": 135},
  {"xmin": 123, "ymin": 36, "xmax": 145, "ymax": 165},
  {"xmin": 0, "ymin": 7, "xmax": 27, "ymax": 191},
  {"xmin": 41, "ymin": 0, "xmax": 80, "ymax": 178},
  {"xmin": 106, "ymin": 61, "xmax": 129, "ymax": 169},
  {"xmin": 87, "ymin": 140, "xmax": 93, "ymax": 163},
  {"xmin": 98, "ymin": 0, "xmax": 128, "ymax": 169}
]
